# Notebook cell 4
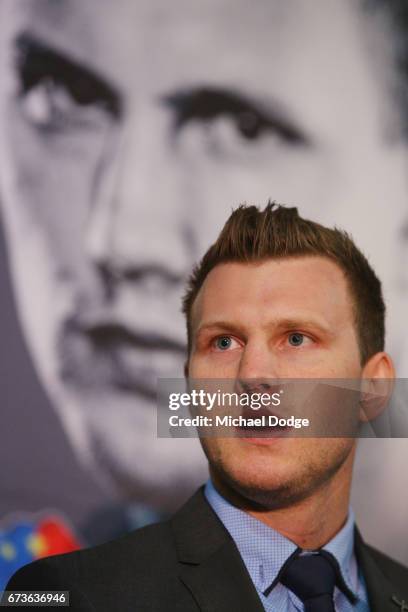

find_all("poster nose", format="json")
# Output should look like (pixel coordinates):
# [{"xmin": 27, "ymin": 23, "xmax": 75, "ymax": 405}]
[{"xmin": 85, "ymin": 106, "xmax": 194, "ymax": 281}]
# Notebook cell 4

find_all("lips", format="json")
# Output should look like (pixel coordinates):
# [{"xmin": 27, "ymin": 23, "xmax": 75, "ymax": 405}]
[{"xmin": 235, "ymin": 407, "xmax": 291, "ymax": 438}]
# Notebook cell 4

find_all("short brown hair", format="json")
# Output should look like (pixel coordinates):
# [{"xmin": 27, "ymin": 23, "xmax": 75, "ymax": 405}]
[{"xmin": 182, "ymin": 202, "xmax": 385, "ymax": 365}]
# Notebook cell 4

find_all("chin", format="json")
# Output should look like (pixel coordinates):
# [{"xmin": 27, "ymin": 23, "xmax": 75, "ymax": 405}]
[
  {"xmin": 223, "ymin": 462, "xmax": 301, "ymax": 505},
  {"xmin": 209, "ymin": 438, "xmax": 354, "ymax": 511},
  {"xmin": 214, "ymin": 463, "xmax": 318, "ymax": 511}
]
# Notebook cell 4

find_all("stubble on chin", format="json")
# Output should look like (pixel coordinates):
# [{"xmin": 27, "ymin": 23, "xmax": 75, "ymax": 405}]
[{"xmin": 205, "ymin": 438, "xmax": 355, "ymax": 511}]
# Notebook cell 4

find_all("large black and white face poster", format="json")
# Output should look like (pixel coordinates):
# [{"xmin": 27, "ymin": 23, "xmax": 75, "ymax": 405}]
[{"xmin": 0, "ymin": 0, "xmax": 407, "ymax": 586}]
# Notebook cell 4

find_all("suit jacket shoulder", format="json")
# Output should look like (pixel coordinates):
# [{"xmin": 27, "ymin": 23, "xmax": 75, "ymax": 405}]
[
  {"xmin": 5, "ymin": 520, "xmax": 192, "ymax": 611},
  {"xmin": 355, "ymin": 531, "xmax": 408, "ymax": 611},
  {"xmin": 5, "ymin": 488, "xmax": 408, "ymax": 612}
]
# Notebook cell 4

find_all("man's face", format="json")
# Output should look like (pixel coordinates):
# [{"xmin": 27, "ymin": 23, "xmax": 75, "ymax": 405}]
[
  {"xmin": 188, "ymin": 256, "xmax": 364, "ymax": 508},
  {"xmin": 0, "ymin": 0, "xmax": 405, "ymax": 499}
]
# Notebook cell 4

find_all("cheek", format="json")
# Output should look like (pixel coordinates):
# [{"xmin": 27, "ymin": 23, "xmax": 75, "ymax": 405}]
[
  {"xmin": 189, "ymin": 351, "xmax": 241, "ymax": 378},
  {"xmin": 0, "ymin": 111, "xmax": 111, "ymax": 280},
  {"xmin": 285, "ymin": 341, "xmax": 361, "ymax": 378},
  {"xmin": 302, "ymin": 438, "xmax": 356, "ymax": 481},
  {"xmin": 326, "ymin": 345, "xmax": 362, "ymax": 378},
  {"xmin": 1, "ymin": 99, "xmax": 107, "ymax": 225}
]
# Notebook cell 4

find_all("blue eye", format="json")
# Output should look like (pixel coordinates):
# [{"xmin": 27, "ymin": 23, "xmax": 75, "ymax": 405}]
[
  {"xmin": 288, "ymin": 332, "xmax": 304, "ymax": 346},
  {"xmin": 215, "ymin": 336, "xmax": 233, "ymax": 350}
]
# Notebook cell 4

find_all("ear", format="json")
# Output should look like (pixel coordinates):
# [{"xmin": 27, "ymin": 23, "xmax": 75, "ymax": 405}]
[{"xmin": 359, "ymin": 352, "xmax": 395, "ymax": 423}]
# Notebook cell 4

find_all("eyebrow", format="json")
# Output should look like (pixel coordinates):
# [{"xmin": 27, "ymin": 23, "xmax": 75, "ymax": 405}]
[
  {"xmin": 273, "ymin": 317, "xmax": 333, "ymax": 336},
  {"xmin": 195, "ymin": 320, "xmax": 246, "ymax": 338},
  {"xmin": 195, "ymin": 317, "xmax": 333, "ymax": 338},
  {"xmin": 14, "ymin": 32, "xmax": 122, "ymax": 118},
  {"xmin": 162, "ymin": 86, "xmax": 310, "ymax": 145}
]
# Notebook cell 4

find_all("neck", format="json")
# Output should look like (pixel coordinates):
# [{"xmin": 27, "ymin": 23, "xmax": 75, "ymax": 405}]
[{"xmin": 211, "ymin": 449, "xmax": 355, "ymax": 550}]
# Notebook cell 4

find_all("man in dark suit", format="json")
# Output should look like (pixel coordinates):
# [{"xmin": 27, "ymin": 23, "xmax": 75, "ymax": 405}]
[{"xmin": 5, "ymin": 204, "xmax": 408, "ymax": 611}]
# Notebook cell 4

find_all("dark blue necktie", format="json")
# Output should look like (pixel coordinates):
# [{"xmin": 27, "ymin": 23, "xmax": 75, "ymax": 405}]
[{"xmin": 279, "ymin": 552, "xmax": 338, "ymax": 611}]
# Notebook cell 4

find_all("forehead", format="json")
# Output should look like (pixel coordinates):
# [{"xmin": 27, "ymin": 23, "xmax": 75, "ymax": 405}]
[
  {"xmin": 192, "ymin": 256, "xmax": 354, "ymax": 331},
  {"xmin": 2, "ymin": 0, "xmax": 392, "ymax": 119}
]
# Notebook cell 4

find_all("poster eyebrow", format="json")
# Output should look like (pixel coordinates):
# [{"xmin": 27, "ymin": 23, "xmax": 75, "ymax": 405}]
[
  {"xmin": 14, "ymin": 31, "xmax": 122, "ymax": 117},
  {"xmin": 162, "ymin": 85, "xmax": 310, "ymax": 145}
]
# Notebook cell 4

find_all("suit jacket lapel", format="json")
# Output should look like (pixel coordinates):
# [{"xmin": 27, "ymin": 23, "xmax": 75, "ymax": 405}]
[
  {"xmin": 171, "ymin": 488, "xmax": 264, "ymax": 612},
  {"xmin": 355, "ymin": 528, "xmax": 407, "ymax": 612},
  {"xmin": 172, "ymin": 490, "xmax": 408, "ymax": 612}
]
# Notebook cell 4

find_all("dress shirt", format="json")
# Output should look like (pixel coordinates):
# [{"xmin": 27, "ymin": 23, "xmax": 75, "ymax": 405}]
[{"xmin": 204, "ymin": 480, "xmax": 370, "ymax": 611}]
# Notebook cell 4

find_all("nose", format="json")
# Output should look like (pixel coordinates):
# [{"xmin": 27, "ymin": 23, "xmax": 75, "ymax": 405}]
[
  {"xmin": 236, "ymin": 341, "xmax": 280, "ymax": 384},
  {"xmin": 85, "ymin": 105, "xmax": 193, "ymax": 283}
]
